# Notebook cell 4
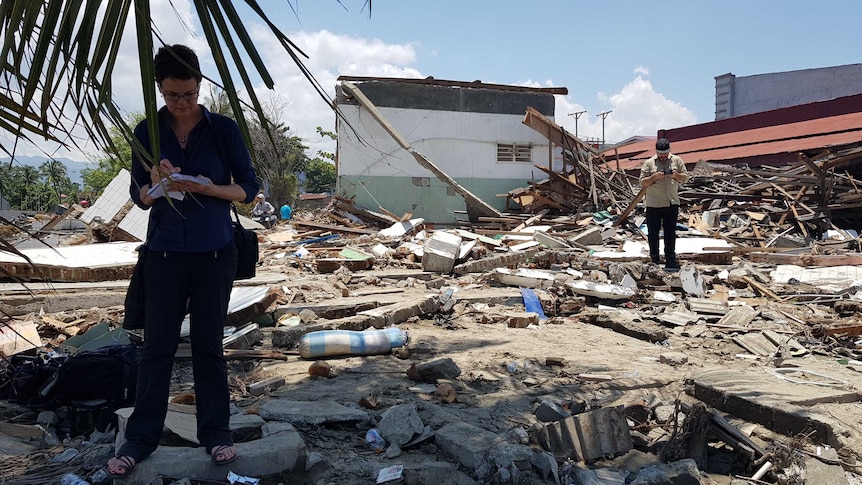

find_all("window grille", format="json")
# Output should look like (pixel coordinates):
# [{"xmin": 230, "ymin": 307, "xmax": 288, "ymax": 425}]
[{"xmin": 497, "ymin": 143, "xmax": 532, "ymax": 162}]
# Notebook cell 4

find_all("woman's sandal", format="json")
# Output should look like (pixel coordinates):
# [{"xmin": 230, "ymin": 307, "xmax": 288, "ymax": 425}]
[
  {"xmin": 209, "ymin": 444, "xmax": 238, "ymax": 465},
  {"xmin": 107, "ymin": 455, "xmax": 137, "ymax": 478}
]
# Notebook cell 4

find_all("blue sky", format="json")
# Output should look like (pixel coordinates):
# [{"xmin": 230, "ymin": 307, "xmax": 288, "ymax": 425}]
[{"xmin": 12, "ymin": 0, "xmax": 862, "ymax": 162}]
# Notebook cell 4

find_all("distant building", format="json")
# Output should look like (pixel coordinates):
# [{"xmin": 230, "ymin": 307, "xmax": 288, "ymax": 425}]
[
  {"xmin": 334, "ymin": 76, "xmax": 567, "ymax": 224},
  {"xmin": 715, "ymin": 64, "xmax": 862, "ymax": 120}
]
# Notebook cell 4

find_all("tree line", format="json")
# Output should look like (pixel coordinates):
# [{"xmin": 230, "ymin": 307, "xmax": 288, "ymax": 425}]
[{"xmin": 2, "ymin": 93, "xmax": 336, "ymax": 213}]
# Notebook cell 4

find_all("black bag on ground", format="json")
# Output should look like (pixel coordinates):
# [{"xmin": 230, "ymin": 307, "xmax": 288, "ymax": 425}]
[
  {"xmin": 122, "ymin": 244, "xmax": 147, "ymax": 330},
  {"xmin": 5, "ymin": 354, "xmax": 57, "ymax": 403},
  {"xmin": 27, "ymin": 344, "xmax": 140, "ymax": 410},
  {"xmin": 232, "ymin": 204, "xmax": 258, "ymax": 280}
]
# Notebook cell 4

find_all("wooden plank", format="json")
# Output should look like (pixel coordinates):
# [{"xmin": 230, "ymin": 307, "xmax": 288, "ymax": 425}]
[
  {"xmin": 613, "ymin": 187, "xmax": 645, "ymax": 228},
  {"xmin": 750, "ymin": 252, "xmax": 862, "ymax": 267},
  {"xmin": 741, "ymin": 276, "xmax": 781, "ymax": 300},
  {"xmin": 291, "ymin": 219, "xmax": 377, "ymax": 235}
]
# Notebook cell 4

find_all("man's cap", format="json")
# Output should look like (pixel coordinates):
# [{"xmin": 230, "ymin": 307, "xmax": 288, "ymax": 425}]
[
  {"xmin": 255, "ymin": 193, "xmax": 264, "ymax": 200},
  {"xmin": 656, "ymin": 138, "xmax": 671, "ymax": 154}
]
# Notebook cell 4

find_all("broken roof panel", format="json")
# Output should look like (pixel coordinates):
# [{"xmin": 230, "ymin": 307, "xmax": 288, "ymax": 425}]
[{"xmin": 0, "ymin": 241, "xmax": 139, "ymax": 282}]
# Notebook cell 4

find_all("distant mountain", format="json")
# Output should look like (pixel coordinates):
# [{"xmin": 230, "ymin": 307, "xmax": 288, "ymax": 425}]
[{"xmin": 0, "ymin": 155, "xmax": 91, "ymax": 186}]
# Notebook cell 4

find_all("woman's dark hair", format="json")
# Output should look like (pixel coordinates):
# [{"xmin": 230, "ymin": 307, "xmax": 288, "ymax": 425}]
[{"xmin": 153, "ymin": 44, "xmax": 202, "ymax": 84}]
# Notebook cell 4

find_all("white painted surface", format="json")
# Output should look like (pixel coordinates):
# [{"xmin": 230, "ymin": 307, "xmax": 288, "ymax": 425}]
[
  {"xmin": 337, "ymin": 105, "xmax": 551, "ymax": 179},
  {"xmin": 0, "ymin": 241, "xmax": 139, "ymax": 267}
]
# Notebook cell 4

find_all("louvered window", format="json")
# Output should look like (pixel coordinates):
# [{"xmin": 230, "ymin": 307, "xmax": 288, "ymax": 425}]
[{"xmin": 497, "ymin": 143, "xmax": 532, "ymax": 162}]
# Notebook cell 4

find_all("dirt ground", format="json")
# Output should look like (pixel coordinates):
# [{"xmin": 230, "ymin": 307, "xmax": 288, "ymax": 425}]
[
  {"xmin": 5, "ymin": 261, "xmax": 862, "ymax": 484},
  {"xmin": 184, "ymin": 270, "xmax": 862, "ymax": 485}
]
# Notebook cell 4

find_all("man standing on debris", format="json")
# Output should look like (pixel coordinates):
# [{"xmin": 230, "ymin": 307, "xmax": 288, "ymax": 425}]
[
  {"xmin": 108, "ymin": 44, "xmax": 259, "ymax": 478},
  {"xmin": 639, "ymin": 137, "xmax": 688, "ymax": 269}
]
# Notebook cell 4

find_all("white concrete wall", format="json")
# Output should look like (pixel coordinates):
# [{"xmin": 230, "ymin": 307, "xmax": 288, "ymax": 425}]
[{"xmin": 337, "ymin": 105, "xmax": 552, "ymax": 180}]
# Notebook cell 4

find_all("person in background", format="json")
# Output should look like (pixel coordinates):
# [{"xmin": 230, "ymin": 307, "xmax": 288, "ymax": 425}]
[
  {"xmin": 251, "ymin": 193, "xmax": 276, "ymax": 228},
  {"xmin": 280, "ymin": 201, "xmax": 292, "ymax": 221},
  {"xmin": 639, "ymin": 137, "xmax": 688, "ymax": 270},
  {"xmin": 107, "ymin": 44, "xmax": 259, "ymax": 478}
]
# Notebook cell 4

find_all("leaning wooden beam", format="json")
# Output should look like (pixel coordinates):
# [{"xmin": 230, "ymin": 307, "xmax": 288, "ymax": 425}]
[
  {"xmin": 341, "ymin": 81, "xmax": 501, "ymax": 222},
  {"xmin": 522, "ymin": 107, "xmax": 598, "ymax": 157},
  {"xmin": 334, "ymin": 199, "xmax": 397, "ymax": 227},
  {"xmin": 613, "ymin": 187, "xmax": 645, "ymax": 228}
]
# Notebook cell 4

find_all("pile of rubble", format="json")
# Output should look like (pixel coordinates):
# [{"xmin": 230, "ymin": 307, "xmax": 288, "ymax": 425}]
[{"xmin": 2, "ymin": 147, "xmax": 862, "ymax": 484}]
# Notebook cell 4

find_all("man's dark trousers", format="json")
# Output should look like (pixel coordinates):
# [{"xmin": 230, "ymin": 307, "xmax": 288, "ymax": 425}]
[{"xmin": 646, "ymin": 205, "xmax": 679, "ymax": 264}]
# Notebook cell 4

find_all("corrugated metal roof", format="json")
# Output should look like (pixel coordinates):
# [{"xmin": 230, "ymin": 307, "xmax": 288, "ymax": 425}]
[
  {"xmin": 337, "ymin": 75, "xmax": 568, "ymax": 95},
  {"xmin": 602, "ymin": 111, "xmax": 862, "ymax": 172}
]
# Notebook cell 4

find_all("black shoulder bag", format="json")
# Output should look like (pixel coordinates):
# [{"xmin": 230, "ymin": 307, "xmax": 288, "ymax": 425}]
[
  {"xmin": 122, "ymin": 244, "xmax": 147, "ymax": 330},
  {"xmin": 232, "ymin": 203, "xmax": 258, "ymax": 280}
]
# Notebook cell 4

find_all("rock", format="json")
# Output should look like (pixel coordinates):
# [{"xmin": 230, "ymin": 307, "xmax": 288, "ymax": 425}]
[
  {"xmin": 534, "ymin": 400, "xmax": 569, "ymax": 422},
  {"xmin": 308, "ymin": 361, "xmax": 331, "ymax": 377},
  {"xmin": 414, "ymin": 358, "xmax": 461, "ymax": 382},
  {"xmin": 659, "ymin": 351, "xmax": 689, "ymax": 366},
  {"xmin": 378, "ymin": 404, "xmax": 425, "ymax": 447}
]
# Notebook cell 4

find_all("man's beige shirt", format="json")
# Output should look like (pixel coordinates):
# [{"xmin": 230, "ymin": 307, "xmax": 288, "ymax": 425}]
[{"xmin": 639, "ymin": 154, "xmax": 688, "ymax": 207}]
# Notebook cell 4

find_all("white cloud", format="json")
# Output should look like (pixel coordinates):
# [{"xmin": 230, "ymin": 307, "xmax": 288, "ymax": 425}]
[
  {"xmin": 555, "ymin": 73, "xmax": 697, "ymax": 144},
  {"xmin": 8, "ymin": 8, "xmax": 697, "ymax": 171},
  {"xmin": 249, "ymin": 28, "xmax": 421, "ymax": 158}
]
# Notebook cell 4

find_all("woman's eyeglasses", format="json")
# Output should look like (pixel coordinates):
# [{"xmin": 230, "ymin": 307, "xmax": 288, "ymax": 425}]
[{"xmin": 162, "ymin": 91, "xmax": 199, "ymax": 102}]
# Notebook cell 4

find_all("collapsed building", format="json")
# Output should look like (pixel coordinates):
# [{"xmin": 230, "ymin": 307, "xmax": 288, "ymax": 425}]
[{"xmin": 1, "ymin": 72, "xmax": 862, "ymax": 485}]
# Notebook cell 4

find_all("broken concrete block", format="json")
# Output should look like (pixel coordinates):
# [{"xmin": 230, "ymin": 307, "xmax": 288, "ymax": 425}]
[
  {"xmin": 532, "ymin": 405, "xmax": 633, "ymax": 462},
  {"xmin": 377, "ymin": 404, "xmax": 425, "ymax": 447},
  {"xmin": 247, "ymin": 376, "xmax": 286, "ymax": 396},
  {"xmin": 493, "ymin": 267, "xmax": 556, "ymax": 289},
  {"xmin": 628, "ymin": 458, "xmax": 702, "ymax": 485},
  {"xmin": 659, "ymin": 352, "xmax": 689, "ymax": 366},
  {"xmin": 370, "ymin": 243, "xmax": 393, "ymax": 259},
  {"xmin": 259, "ymin": 399, "xmax": 369, "ymax": 426},
  {"xmin": 570, "ymin": 226, "xmax": 603, "ymax": 246},
  {"xmin": 535, "ymin": 400, "xmax": 569, "ymax": 422},
  {"xmin": 435, "ymin": 422, "xmax": 500, "ymax": 471},
  {"xmin": 567, "ymin": 280, "xmax": 635, "ymax": 300},
  {"xmin": 223, "ymin": 323, "xmax": 263, "ymax": 350},
  {"xmin": 530, "ymin": 452, "xmax": 560, "ymax": 483},
  {"xmin": 413, "ymin": 358, "xmax": 462, "ymax": 382},
  {"xmin": 534, "ymin": 231, "xmax": 571, "ymax": 249},
  {"xmin": 422, "ymin": 231, "xmax": 462, "ymax": 273},
  {"xmin": 229, "ymin": 413, "xmax": 264, "ymax": 441},
  {"xmin": 379, "ymin": 218, "xmax": 425, "ymax": 238},
  {"xmin": 506, "ymin": 311, "xmax": 540, "ymax": 328}
]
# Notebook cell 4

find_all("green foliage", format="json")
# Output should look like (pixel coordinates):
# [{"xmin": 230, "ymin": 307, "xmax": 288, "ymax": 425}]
[
  {"xmin": 315, "ymin": 126, "xmax": 337, "ymax": 163},
  {"xmin": 204, "ymin": 90, "xmax": 308, "ymax": 207},
  {"xmin": 304, "ymin": 159, "xmax": 336, "ymax": 193},
  {"xmin": 81, "ymin": 113, "xmax": 145, "ymax": 195},
  {"xmin": 0, "ymin": 162, "xmax": 78, "ymax": 210}
]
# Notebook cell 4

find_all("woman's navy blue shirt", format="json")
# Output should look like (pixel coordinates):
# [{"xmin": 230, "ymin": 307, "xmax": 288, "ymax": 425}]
[{"xmin": 130, "ymin": 106, "xmax": 259, "ymax": 252}]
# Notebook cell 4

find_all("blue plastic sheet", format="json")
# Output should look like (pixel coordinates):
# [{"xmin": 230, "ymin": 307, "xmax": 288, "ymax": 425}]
[{"xmin": 519, "ymin": 287, "xmax": 547, "ymax": 321}]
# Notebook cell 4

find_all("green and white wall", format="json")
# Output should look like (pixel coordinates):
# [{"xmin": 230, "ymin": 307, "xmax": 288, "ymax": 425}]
[{"xmin": 335, "ymin": 81, "xmax": 557, "ymax": 225}]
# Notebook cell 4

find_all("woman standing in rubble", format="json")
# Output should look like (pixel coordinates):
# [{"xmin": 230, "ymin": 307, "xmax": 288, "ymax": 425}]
[{"xmin": 107, "ymin": 44, "xmax": 259, "ymax": 478}]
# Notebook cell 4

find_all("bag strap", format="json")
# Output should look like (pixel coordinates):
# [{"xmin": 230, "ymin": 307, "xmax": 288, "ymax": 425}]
[{"xmin": 230, "ymin": 203, "xmax": 241, "ymax": 224}]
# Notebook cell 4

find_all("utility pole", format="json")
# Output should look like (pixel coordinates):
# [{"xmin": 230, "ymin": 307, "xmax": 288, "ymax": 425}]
[
  {"xmin": 567, "ymin": 110, "xmax": 587, "ymax": 139},
  {"xmin": 597, "ymin": 110, "xmax": 612, "ymax": 148}
]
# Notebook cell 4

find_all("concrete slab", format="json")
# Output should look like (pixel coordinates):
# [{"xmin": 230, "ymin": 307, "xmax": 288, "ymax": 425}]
[
  {"xmin": 259, "ymin": 399, "xmax": 369, "ymax": 426},
  {"xmin": 119, "ymin": 427, "xmax": 306, "ymax": 485},
  {"xmin": 689, "ymin": 367, "xmax": 862, "ymax": 444}
]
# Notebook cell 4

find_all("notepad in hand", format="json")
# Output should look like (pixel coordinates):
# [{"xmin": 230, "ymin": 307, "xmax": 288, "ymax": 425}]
[{"xmin": 147, "ymin": 173, "xmax": 211, "ymax": 200}]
